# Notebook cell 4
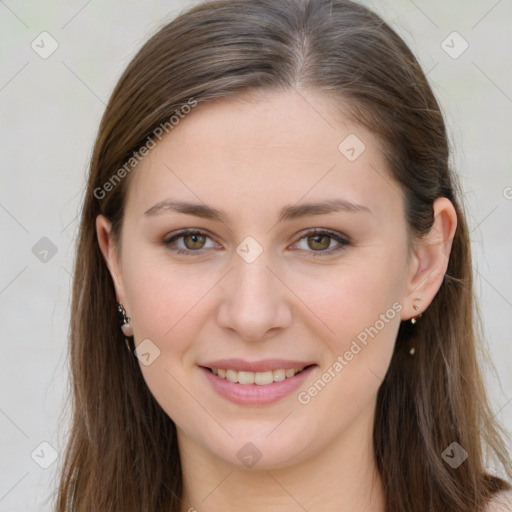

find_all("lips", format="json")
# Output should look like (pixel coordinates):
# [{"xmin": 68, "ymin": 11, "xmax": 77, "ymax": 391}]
[{"xmin": 199, "ymin": 358, "xmax": 317, "ymax": 405}]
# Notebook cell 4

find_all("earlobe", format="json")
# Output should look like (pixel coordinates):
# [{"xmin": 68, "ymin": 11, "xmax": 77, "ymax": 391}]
[
  {"xmin": 95, "ymin": 214, "xmax": 125, "ymax": 301},
  {"xmin": 402, "ymin": 197, "xmax": 458, "ymax": 321}
]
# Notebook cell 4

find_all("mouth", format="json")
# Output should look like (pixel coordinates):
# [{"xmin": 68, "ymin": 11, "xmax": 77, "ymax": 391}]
[
  {"xmin": 199, "ymin": 360, "xmax": 318, "ymax": 405},
  {"xmin": 204, "ymin": 365, "xmax": 314, "ymax": 385}
]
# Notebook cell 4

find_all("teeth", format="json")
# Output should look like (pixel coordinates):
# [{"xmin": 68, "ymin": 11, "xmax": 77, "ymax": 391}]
[
  {"xmin": 226, "ymin": 369, "xmax": 238, "ymax": 383},
  {"xmin": 255, "ymin": 371, "xmax": 273, "ymax": 385},
  {"xmin": 238, "ymin": 371, "xmax": 255, "ymax": 385},
  {"xmin": 273, "ymin": 369, "xmax": 286, "ymax": 382},
  {"xmin": 211, "ymin": 367, "xmax": 304, "ymax": 385}
]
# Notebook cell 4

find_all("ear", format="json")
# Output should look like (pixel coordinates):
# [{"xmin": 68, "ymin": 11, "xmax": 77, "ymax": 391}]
[
  {"xmin": 401, "ymin": 197, "xmax": 458, "ymax": 321},
  {"xmin": 96, "ymin": 214, "xmax": 126, "ymax": 304}
]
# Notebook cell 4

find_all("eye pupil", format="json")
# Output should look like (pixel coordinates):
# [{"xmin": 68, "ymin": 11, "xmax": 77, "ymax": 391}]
[{"xmin": 308, "ymin": 234, "xmax": 330, "ymax": 251}]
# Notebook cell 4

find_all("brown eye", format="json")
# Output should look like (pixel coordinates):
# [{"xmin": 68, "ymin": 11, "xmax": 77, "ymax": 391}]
[
  {"xmin": 292, "ymin": 229, "xmax": 351, "ymax": 257},
  {"xmin": 183, "ymin": 233, "xmax": 206, "ymax": 250},
  {"xmin": 164, "ymin": 229, "xmax": 218, "ymax": 255},
  {"xmin": 307, "ymin": 234, "xmax": 331, "ymax": 251}
]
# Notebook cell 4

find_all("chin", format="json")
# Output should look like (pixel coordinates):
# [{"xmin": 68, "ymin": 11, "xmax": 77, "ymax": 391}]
[{"xmin": 189, "ymin": 417, "xmax": 324, "ymax": 471}]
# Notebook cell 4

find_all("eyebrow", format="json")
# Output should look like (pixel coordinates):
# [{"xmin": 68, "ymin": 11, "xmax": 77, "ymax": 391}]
[{"xmin": 144, "ymin": 198, "xmax": 371, "ymax": 223}]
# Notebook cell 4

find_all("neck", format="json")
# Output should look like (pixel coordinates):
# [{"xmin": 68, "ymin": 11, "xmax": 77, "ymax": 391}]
[{"xmin": 178, "ymin": 402, "xmax": 386, "ymax": 512}]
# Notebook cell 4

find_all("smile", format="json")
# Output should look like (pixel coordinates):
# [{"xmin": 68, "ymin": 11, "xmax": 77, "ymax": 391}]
[
  {"xmin": 209, "ymin": 367, "xmax": 306, "ymax": 385},
  {"xmin": 199, "ymin": 362, "xmax": 317, "ymax": 405}
]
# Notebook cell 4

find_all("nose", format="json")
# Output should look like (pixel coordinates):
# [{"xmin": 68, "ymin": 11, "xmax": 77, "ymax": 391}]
[{"xmin": 216, "ymin": 252, "xmax": 293, "ymax": 342}]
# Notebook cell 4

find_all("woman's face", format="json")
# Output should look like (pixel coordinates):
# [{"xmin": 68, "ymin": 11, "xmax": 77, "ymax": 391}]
[{"xmin": 99, "ymin": 89, "xmax": 421, "ymax": 469}]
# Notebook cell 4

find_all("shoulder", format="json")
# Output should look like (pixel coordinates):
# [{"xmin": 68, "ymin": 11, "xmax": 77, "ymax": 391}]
[{"xmin": 486, "ymin": 489, "xmax": 512, "ymax": 512}]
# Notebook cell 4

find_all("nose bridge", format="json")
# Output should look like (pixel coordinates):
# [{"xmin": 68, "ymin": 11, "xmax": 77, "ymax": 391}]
[
  {"xmin": 216, "ymin": 247, "xmax": 292, "ymax": 340},
  {"xmin": 233, "ymin": 251, "xmax": 274, "ymax": 300}
]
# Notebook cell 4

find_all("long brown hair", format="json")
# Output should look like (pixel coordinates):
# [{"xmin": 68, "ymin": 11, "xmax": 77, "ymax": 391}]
[{"xmin": 54, "ymin": 0, "xmax": 512, "ymax": 510}]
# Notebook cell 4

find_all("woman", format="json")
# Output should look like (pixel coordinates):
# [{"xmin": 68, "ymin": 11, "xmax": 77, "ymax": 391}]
[{"xmin": 54, "ymin": 0, "xmax": 512, "ymax": 510}]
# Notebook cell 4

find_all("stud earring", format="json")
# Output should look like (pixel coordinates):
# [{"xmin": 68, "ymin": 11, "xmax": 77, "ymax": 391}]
[
  {"xmin": 411, "ymin": 299, "xmax": 422, "ymax": 325},
  {"xmin": 116, "ymin": 301, "xmax": 134, "ymax": 337}
]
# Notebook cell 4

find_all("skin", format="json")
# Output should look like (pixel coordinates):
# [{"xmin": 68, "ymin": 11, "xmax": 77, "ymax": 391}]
[{"xmin": 97, "ymin": 89, "xmax": 457, "ymax": 512}]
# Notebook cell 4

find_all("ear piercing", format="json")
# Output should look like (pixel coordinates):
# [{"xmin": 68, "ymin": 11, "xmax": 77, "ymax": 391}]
[
  {"xmin": 408, "ymin": 298, "xmax": 423, "ymax": 356},
  {"xmin": 411, "ymin": 298, "xmax": 422, "ymax": 325},
  {"xmin": 116, "ymin": 301, "xmax": 134, "ymax": 337}
]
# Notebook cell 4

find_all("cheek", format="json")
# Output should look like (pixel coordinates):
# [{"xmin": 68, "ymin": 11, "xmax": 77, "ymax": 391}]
[
  {"xmin": 120, "ymin": 247, "xmax": 231, "ymax": 420},
  {"xmin": 121, "ymin": 254, "xmax": 219, "ymax": 428},
  {"xmin": 291, "ymin": 248, "xmax": 405, "ymax": 395},
  {"xmin": 291, "ymin": 276, "xmax": 402, "ymax": 436},
  {"xmin": 125, "ymin": 262, "xmax": 219, "ymax": 348},
  {"xmin": 295, "ymin": 248, "xmax": 405, "ymax": 337}
]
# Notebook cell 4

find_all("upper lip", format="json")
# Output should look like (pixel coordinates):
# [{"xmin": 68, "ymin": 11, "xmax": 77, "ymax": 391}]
[{"xmin": 200, "ymin": 358, "xmax": 316, "ymax": 372}]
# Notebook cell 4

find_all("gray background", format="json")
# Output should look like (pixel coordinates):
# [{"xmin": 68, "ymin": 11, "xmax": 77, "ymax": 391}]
[{"xmin": 1, "ymin": 1, "xmax": 511, "ymax": 510}]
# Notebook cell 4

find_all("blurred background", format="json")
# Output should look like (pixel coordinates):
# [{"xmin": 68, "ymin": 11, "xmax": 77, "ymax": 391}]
[{"xmin": 1, "ymin": 0, "xmax": 511, "ymax": 510}]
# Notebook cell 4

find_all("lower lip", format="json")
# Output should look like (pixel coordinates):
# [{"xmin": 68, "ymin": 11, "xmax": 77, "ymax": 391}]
[{"xmin": 200, "ymin": 365, "xmax": 317, "ymax": 406}]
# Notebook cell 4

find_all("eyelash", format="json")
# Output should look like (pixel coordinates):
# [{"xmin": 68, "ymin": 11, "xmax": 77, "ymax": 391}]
[{"xmin": 163, "ymin": 228, "xmax": 351, "ymax": 258}]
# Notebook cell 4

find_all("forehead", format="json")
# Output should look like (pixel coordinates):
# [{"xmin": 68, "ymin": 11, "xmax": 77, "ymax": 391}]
[
  {"xmin": 125, "ymin": 89, "xmax": 403, "ymax": 222},
  {"xmin": 147, "ymin": 89, "xmax": 367, "ymax": 161}
]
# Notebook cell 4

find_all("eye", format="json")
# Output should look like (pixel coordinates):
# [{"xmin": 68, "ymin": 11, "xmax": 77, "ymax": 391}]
[
  {"xmin": 292, "ymin": 229, "xmax": 351, "ymax": 256},
  {"xmin": 163, "ymin": 229, "xmax": 219, "ymax": 255}
]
